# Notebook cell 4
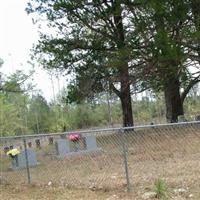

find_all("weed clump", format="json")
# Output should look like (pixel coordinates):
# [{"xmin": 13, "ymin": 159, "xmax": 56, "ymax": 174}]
[{"xmin": 153, "ymin": 178, "xmax": 168, "ymax": 199}]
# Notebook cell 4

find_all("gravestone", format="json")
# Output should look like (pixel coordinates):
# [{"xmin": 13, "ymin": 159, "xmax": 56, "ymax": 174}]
[
  {"xmin": 195, "ymin": 115, "xmax": 200, "ymax": 121},
  {"xmin": 28, "ymin": 142, "xmax": 32, "ymax": 148},
  {"xmin": 11, "ymin": 148, "xmax": 38, "ymax": 170},
  {"xmin": 85, "ymin": 135, "xmax": 99, "ymax": 151},
  {"xmin": 55, "ymin": 135, "xmax": 101, "ymax": 158},
  {"xmin": 35, "ymin": 139, "xmax": 41, "ymax": 149},
  {"xmin": 60, "ymin": 134, "xmax": 66, "ymax": 139},
  {"xmin": 178, "ymin": 115, "xmax": 187, "ymax": 122},
  {"xmin": 4, "ymin": 146, "xmax": 10, "ymax": 154},
  {"xmin": 48, "ymin": 137, "xmax": 54, "ymax": 145},
  {"xmin": 55, "ymin": 139, "xmax": 70, "ymax": 157}
]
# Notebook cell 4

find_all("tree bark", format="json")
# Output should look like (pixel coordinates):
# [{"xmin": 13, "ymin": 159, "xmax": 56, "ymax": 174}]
[
  {"xmin": 164, "ymin": 77, "xmax": 184, "ymax": 123},
  {"xmin": 112, "ymin": 2, "xmax": 134, "ymax": 127},
  {"xmin": 120, "ymin": 88, "xmax": 133, "ymax": 127},
  {"xmin": 119, "ymin": 64, "xmax": 134, "ymax": 127}
]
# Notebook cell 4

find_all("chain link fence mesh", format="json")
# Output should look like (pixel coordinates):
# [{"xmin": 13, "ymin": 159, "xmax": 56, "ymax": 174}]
[{"xmin": 1, "ymin": 121, "xmax": 200, "ymax": 193}]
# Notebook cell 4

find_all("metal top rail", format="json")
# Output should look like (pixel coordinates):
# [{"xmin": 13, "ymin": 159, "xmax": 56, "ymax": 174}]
[{"xmin": 0, "ymin": 121, "xmax": 199, "ymax": 140}]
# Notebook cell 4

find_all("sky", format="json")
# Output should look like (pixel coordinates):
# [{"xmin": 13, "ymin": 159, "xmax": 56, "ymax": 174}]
[{"xmin": 0, "ymin": 0, "xmax": 66, "ymax": 101}]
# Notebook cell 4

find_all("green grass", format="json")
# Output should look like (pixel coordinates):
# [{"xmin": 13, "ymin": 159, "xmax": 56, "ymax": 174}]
[{"xmin": 153, "ymin": 178, "xmax": 168, "ymax": 199}]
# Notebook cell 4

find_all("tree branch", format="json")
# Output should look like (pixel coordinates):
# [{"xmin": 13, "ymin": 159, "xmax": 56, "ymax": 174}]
[{"xmin": 181, "ymin": 75, "xmax": 200, "ymax": 102}]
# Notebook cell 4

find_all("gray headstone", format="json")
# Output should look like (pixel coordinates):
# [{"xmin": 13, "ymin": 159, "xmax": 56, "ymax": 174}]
[
  {"xmin": 55, "ymin": 139, "xmax": 70, "ymax": 157},
  {"xmin": 28, "ymin": 142, "xmax": 32, "ymax": 148},
  {"xmin": 85, "ymin": 135, "xmax": 98, "ymax": 150},
  {"xmin": 12, "ymin": 149, "xmax": 38, "ymax": 170},
  {"xmin": 195, "ymin": 115, "xmax": 200, "ymax": 121},
  {"xmin": 178, "ymin": 115, "xmax": 187, "ymax": 122},
  {"xmin": 55, "ymin": 136, "xmax": 101, "ymax": 158},
  {"xmin": 35, "ymin": 139, "xmax": 41, "ymax": 148},
  {"xmin": 48, "ymin": 137, "xmax": 54, "ymax": 145},
  {"xmin": 4, "ymin": 146, "xmax": 9, "ymax": 154}
]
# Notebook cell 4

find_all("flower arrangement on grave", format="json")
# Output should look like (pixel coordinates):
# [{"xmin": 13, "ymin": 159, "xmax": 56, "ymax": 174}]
[
  {"xmin": 67, "ymin": 133, "xmax": 81, "ymax": 141},
  {"xmin": 67, "ymin": 133, "xmax": 81, "ymax": 151},
  {"xmin": 6, "ymin": 148, "xmax": 20, "ymax": 158},
  {"xmin": 7, "ymin": 148, "xmax": 20, "ymax": 167}
]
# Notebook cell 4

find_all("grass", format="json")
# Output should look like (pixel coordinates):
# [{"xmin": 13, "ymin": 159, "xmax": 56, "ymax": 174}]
[
  {"xmin": 153, "ymin": 178, "xmax": 167, "ymax": 199},
  {"xmin": 1, "ymin": 124, "xmax": 200, "ymax": 199}
]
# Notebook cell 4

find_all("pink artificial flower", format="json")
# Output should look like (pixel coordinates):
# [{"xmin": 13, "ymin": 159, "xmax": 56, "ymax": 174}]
[{"xmin": 67, "ymin": 133, "xmax": 81, "ymax": 141}]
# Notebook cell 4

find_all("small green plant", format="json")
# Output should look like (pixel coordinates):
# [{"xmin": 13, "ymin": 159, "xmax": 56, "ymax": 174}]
[{"xmin": 153, "ymin": 178, "xmax": 168, "ymax": 199}]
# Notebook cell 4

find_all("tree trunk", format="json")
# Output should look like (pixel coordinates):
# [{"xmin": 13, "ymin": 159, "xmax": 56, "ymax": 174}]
[
  {"xmin": 112, "ymin": 2, "xmax": 134, "ymax": 127},
  {"xmin": 164, "ymin": 77, "xmax": 184, "ymax": 123},
  {"xmin": 120, "ymin": 89, "xmax": 133, "ymax": 127},
  {"xmin": 119, "ymin": 64, "xmax": 134, "ymax": 127}
]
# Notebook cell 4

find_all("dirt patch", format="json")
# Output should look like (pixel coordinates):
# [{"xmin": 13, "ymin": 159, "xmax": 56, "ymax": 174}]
[{"xmin": 1, "ymin": 184, "xmax": 133, "ymax": 200}]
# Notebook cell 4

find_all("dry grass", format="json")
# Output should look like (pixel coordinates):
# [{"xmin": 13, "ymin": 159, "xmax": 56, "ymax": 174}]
[
  {"xmin": 1, "ymin": 184, "xmax": 136, "ymax": 200},
  {"xmin": 1, "ymin": 124, "xmax": 200, "ymax": 199}
]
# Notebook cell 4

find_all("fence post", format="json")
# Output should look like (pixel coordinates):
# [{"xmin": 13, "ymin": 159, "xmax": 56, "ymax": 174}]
[
  {"xmin": 23, "ymin": 138, "xmax": 31, "ymax": 184},
  {"xmin": 120, "ymin": 128, "xmax": 131, "ymax": 192}
]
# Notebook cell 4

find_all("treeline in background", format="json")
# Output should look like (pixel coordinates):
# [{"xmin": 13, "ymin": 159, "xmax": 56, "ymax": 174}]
[{"xmin": 0, "ymin": 69, "xmax": 199, "ymax": 136}]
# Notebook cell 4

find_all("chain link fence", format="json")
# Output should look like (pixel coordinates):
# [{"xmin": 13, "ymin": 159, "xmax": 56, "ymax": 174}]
[{"xmin": 1, "ymin": 121, "xmax": 200, "ymax": 193}]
